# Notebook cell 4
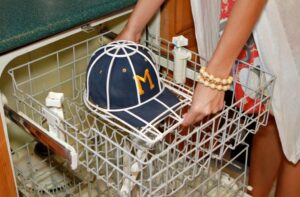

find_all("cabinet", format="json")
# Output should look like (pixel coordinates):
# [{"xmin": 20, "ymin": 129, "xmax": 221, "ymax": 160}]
[
  {"xmin": 160, "ymin": 0, "xmax": 197, "ymax": 52},
  {"xmin": 0, "ymin": 116, "xmax": 17, "ymax": 196}
]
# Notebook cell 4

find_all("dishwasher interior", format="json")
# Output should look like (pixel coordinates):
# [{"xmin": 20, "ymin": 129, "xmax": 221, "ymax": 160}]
[{"xmin": 1, "ymin": 22, "xmax": 275, "ymax": 197}]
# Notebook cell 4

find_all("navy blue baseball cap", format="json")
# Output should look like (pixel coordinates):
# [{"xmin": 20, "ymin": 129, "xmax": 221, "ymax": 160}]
[{"xmin": 84, "ymin": 40, "xmax": 180, "ymax": 128}]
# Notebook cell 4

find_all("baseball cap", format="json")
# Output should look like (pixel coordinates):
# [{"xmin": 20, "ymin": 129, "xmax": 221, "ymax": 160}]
[{"xmin": 84, "ymin": 40, "xmax": 180, "ymax": 128}]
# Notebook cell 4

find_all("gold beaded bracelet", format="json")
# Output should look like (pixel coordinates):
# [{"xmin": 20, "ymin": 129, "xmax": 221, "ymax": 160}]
[
  {"xmin": 200, "ymin": 67, "xmax": 233, "ymax": 85},
  {"xmin": 198, "ymin": 76, "xmax": 231, "ymax": 91},
  {"xmin": 198, "ymin": 67, "xmax": 233, "ymax": 91}
]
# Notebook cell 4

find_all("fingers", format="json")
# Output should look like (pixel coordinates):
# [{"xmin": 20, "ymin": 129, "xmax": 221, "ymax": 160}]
[
  {"xmin": 212, "ymin": 101, "xmax": 224, "ymax": 114},
  {"xmin": 182, "ymin": 109, "xmax": 206, "ymax": 127},
  {"xmin": 181, "ymin": 83, "xmax": 225, "ymax": 127},
  {"xmin": 181, "ymin": 111, "xmax": 209, "ymax": 127},
  {"xmin": 114, "ymin": 28, "xmax": 141, "ymax": 43},
  {"xmin": 181, "ymin": 103, "xmax": 224, "ymax": 127}
]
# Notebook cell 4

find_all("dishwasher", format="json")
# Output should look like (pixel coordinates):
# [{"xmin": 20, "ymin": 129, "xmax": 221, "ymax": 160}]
[{"xmin": 3, "ymin": 28, "xmax": 275, "ymax": 197}]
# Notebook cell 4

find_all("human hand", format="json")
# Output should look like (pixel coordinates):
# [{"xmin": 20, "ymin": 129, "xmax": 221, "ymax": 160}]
[
  {"xmin": 114, "ymin": 0, "xmax": 164, "ymax": 42},
  {"xmin": 181, "ymin": 83, "xmax": 225, "ymax": 127},
  {"xmin": 114, "ymin": 27, "xmax": 141, "ymax": 42}
]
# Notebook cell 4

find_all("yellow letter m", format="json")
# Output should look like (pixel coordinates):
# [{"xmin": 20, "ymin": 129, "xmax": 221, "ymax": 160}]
[{"xmin": 133, "ymin": 69, "xmax": 155, "ymax": 95}]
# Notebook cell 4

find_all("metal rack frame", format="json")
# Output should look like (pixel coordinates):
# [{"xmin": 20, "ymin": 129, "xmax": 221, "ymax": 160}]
[{"xmin": 8, "ymin": 31, "xmax": 275, "ymax": 196}]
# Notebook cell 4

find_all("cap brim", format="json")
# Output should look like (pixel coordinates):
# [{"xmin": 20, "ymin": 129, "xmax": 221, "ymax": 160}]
[{"xmin": 111, "ymin": 88, "xmax": 180, "ymax": 128}]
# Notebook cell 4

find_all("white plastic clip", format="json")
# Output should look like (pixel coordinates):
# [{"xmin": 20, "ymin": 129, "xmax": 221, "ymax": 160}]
[
  {"xmin": 44, "ymin": 92, "xmax": 65, "ymax": 141},
  {"xmin": 172, "ymin": 35, "xmax": 191, "ymax": 84}
]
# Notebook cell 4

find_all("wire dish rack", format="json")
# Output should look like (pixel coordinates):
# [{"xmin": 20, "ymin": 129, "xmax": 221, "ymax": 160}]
[
  {"xmin": 11, "ymin": 140, "xmax": 250, "ymax": 197},
  {"xmin": 11, "ymin": 141, "xmax": 119, "ymax": 197},
  {"xmin": 8, "ymin": 31, "xmax": 275, "ymax": 196}
]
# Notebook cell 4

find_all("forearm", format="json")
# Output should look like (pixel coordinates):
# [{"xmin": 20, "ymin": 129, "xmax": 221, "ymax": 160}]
[
  {"xmin": 207, "ymin": 0, "xmax": 267, "ymax": 78},
  {"xmin": 124, "ymin": 0, "xmax": 165, "ymax": 39}
]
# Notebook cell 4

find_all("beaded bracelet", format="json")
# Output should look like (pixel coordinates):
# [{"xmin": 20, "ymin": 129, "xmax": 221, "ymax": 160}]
[
  {"xmin": 198, "ymin": 75, "xmax": 231, "ymax": 91},
  {"xmin": 200, "ymin": 67, "xmax": 233, "ymax": 85}
]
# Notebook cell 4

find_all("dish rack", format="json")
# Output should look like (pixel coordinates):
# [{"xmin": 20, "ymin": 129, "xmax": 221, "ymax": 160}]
[
  {"xmin": 12, "ymin": 140, "xmax": 249, "ymax": 197},
  {"xmin": 8, "ymin": 31, "xmax": 275, "ymax": 196}
]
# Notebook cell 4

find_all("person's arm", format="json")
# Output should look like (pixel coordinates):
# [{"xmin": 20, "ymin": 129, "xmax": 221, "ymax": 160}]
[
  {"xmin": 182, "ymin": 0, "xmax": 267, "ymax": 126},
  {"xmin": 207, "ymin": 0, "xmax": 267, "ymax": 78},
  {"xmin": 115, "ymin": 0, "xmax": 165, "ymax": 42}
]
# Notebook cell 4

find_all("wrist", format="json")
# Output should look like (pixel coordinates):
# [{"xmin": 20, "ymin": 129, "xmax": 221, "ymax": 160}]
[
  {"xmin": 206, "ymin": 61, "xmax": 233, "ymax": 79},
  {"xmin": 123, "ymin": 24, "xmax": 142, "ymax": 42}
]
